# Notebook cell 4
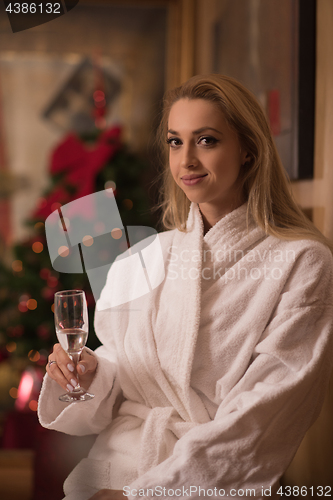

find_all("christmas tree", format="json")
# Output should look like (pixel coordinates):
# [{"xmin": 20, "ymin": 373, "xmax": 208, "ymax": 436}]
[
  {"xmin": 0, "ymin": 130, "xmax": 157, "ymax": 367},
  {"xmin": 0, "ymin": 60, "xmax": 158, "ymax": 376}
]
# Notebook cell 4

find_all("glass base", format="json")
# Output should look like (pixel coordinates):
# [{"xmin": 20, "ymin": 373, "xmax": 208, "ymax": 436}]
[{"xmin": 59, "ymin": 390, "xmax": 95, "ymax": 403}]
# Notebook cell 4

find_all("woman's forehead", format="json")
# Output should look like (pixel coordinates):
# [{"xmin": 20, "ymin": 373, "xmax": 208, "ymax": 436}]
[{"xmin": 167, "ymin": 98, "xmax": 228, "ymax": 131}]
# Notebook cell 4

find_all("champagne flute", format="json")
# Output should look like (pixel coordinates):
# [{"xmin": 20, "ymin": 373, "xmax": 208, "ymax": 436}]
[{"xmin": 54, "ymin": 290, "xmax": 94, "ymax": 402}]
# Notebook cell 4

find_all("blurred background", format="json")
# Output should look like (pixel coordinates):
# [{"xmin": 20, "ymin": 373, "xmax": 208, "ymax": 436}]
[{"xmin": 0, "ymin": 0, "xmax": 332, "ymax": 498}]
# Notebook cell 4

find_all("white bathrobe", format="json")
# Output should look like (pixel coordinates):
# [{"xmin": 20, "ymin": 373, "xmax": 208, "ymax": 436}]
[{"xmin": 38, "ymin": 203, "xmax": 333, "ymax": 500}]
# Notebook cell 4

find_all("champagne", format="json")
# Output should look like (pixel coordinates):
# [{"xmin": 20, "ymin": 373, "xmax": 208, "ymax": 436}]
[
  {"xmin": 56, "ymin": 328, "xmax": 88, "ymax": 354},
  {"xmin": 54, "ymin": 290, "xmax": 94, "ymax": 402}
]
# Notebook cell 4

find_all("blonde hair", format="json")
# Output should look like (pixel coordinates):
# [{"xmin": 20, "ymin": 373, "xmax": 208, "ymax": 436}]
[{"xmin": 156, "ymin": 74, "xmax": 333, "ymax": 252}]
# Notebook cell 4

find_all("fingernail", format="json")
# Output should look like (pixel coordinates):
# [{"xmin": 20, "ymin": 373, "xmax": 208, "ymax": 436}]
[
  {"xmin": 67, "ymin": 364, "xmax": 74, "ymax": 372},
  {"xmin": 71, "ymin": 378, "xmax": 78, "ymax": 388},
  {"xmin": 78, "ymin": 364, "xmax": 85, "ymax": 373},
  {"xmin": 67, "ymin": 384, "xmax": 74, "ymax": 392}
]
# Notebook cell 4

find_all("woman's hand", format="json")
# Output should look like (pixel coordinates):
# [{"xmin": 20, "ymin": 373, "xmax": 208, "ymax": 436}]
[
  {"xmin": 46, "ymin": 343, "xmax": 98, "ymax": 392},
  {"xmin": 88, "ymin": 489, "xmax": 126, "ymax": 499}
]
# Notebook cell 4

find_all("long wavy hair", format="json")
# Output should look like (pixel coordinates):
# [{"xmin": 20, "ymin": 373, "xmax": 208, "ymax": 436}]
[{"xmin": 156, "ymin": 74, "xmax": 332, "ymax": 252}]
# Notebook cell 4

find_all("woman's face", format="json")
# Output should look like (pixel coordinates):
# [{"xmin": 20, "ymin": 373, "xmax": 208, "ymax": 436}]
[{"xmin": 167, "ymin": 98, "xmax": 248, "ymax": 218}]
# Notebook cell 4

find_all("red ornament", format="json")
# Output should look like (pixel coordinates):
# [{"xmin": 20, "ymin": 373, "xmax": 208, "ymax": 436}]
[{"xmin": 33, "ymin": 126, "xmax": 122, "ymax": 220}]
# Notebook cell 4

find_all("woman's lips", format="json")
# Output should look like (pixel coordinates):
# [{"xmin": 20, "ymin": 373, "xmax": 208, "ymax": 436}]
[{"xmin": 181, "ymin": 174, "xmax": 208, "ymax": 186}]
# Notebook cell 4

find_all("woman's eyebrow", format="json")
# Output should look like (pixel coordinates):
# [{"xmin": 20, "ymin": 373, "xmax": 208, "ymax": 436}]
[{"xmin": 167, "ymin": 127, "xmax": 222, "ymax": 135}]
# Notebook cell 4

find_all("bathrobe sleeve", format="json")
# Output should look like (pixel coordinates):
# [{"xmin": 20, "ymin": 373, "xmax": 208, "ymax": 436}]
[
  {"xmin": 38, "ymin": 278, "xmax": 127, "ymax": 438},
  {"xmin": 127, "ymin": 243, "xmax": 333, "ymax": 497},
  {"xmin": 37, "ymin": 230, "xmax": 149, "ymax": 436},
  {"xmin": 38, "ymin": 250, "xmax": 127, "ymax": 435},
  {"xmin": 37, "ymin": 345, "xmax": 122, "ymax": 435}
]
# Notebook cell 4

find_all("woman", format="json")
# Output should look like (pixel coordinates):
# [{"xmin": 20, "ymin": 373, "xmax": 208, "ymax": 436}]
[{"xmin": 38, "ymin": 74, "xmax": 333, "ymax": 500}]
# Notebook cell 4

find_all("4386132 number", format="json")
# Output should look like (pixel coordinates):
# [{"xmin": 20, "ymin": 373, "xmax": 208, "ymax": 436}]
[
  {"xmin": 277, "ymin": 486, "xmax": 331, "ymax": 496},
  {"xmin": 5, "ymin": 3, "xmax": 61, "ymax": 14}
]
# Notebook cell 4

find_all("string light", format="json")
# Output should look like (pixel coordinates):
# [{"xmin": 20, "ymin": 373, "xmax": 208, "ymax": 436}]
[
  {"xmin": 6, "ymin": 342, "xmax": 17, "ymax": 353},
  {"xmin": 82, "ymin": 235, "xmax": 94, "ymax": 247},
  {"xmin": 9, "ymin": 387, "xmax": 18, "ymax": 399},
  {"xmin": 12, "ymin": 260, "xmax": 23, "ymax": 272},
  {"xmin": 28, "ymin": 350, "xmax": 40, "ymax": 362},
  {"xmin": 111, "ymin": 228, "xmax": 122, "ymax": 240},
  {"xmin": 18, "ymin": 302, "xmax": 28, "ymax": 313},
  {"xmin": 29, "ymin": 400, "xmax": 38, "ymax": 412},
  {"xmin": 58, "ymin": 246, "xmax": 69, "ymax": 257},
  {"xmin": 105, "ymin": 180, "xmax": 116, "ymax": 191},
  {"xmin": 32, "ymin": 241, "xmax": 43, "ymax": 253},
  {"xmin": 27, "ymin": 299, "xmax": 37, "ymax": 310}
]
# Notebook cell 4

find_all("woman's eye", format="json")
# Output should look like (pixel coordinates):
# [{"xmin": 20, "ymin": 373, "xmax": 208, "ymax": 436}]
[
  {"xmin": 199, "ymin": 136, "xmax": 218, "ymax": 146},
  {"xmin": 166, "ymin": 137, "xmax": 181, "ymax": 147}
]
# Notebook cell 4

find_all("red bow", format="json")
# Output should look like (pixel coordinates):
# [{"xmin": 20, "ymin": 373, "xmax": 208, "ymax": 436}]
[{"xmin": 33, "ymin": 126, "xmax": 122, "ymax": 220}]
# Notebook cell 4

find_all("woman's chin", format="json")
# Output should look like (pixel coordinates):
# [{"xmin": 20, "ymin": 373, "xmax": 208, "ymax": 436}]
[
  {"xmin": 185, "ymin": 196, "xmax": 204, "ymax": 205},
  {"xmin": 180, "ymin": 190, "xmax": 206, "ymax": 204}
]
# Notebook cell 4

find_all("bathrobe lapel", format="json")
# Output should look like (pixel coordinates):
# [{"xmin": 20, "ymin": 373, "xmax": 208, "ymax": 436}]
[{"xmin": 165, "ymin": 203, "xmax": 204, "ymax": 400}]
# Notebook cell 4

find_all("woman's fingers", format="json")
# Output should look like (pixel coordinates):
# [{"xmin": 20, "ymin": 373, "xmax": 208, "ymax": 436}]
[
  {"xmin": 46, "ymin": 343, "xmax": 98, "ymax": 392},
  {"xmin": 46, "ymin": 343, "xmax": 79, "ymax": 392},
  {"xmin": 77, "ymin": 348, "xmax": 98, "ymax": 376},
  {"xmin": 75, "ymin": 348, "xmax": 98, "ymax": 390}
]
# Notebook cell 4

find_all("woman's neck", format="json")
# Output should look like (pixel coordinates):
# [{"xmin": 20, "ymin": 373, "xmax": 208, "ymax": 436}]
[{"xmin": 199, "ymin": 199, "xmax": 246, "ymax": 236}]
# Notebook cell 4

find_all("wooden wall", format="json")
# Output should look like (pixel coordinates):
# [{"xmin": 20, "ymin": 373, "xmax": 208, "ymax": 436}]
[{"xmin": 282, "ymin": 0, "xmax": 333, "ymax": 488}]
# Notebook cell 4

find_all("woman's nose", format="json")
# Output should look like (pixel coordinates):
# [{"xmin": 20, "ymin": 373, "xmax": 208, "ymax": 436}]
[{"xmin": 180, "ymin": 144, "xmax": 198, "ymax": 169}]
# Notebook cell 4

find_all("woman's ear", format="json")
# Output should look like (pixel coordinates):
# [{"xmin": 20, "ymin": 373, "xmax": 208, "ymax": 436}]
[{"xmin": 241, "ymin": 151, "xmax": 251, "ymax": 166}]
